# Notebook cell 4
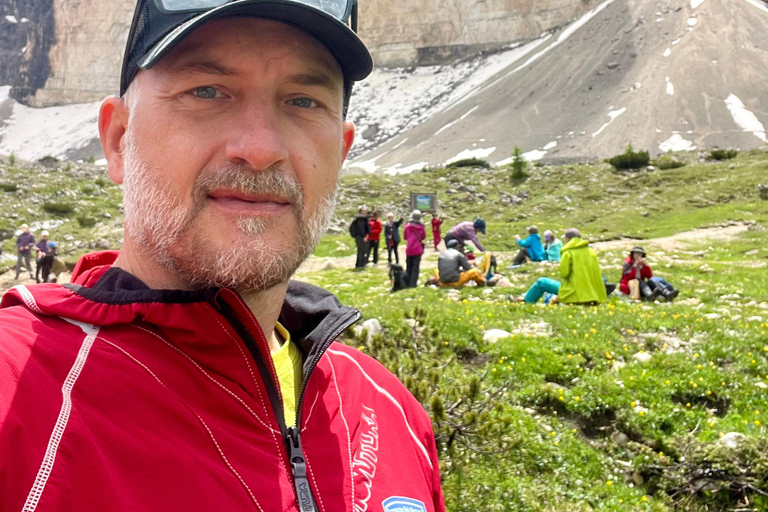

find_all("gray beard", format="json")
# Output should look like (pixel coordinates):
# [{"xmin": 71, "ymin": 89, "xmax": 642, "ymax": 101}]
[{"xmin": 122, "ymin": 137, "xmax": 337, "ymax": 292}]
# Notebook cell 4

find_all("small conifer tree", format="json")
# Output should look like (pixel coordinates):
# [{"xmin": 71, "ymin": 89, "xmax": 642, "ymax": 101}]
[{"xmin": 511, "ymin": 146, "xmax": 528, "ymax": 180}]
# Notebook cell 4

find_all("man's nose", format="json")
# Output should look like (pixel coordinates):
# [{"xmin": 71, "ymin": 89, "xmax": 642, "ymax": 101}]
[{"xmin": 223, "ymin": 101, "xmax": 290, "ymax": 170}]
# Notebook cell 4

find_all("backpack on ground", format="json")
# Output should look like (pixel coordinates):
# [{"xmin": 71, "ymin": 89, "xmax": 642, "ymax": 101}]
[{"xmin": 389, "ymin": 264, "xmax": 408, "ymax": 292}]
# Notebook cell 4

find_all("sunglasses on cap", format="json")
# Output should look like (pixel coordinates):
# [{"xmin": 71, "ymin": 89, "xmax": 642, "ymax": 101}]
[
  {"xmin": 121, "ymin": 0, "xmax": 372, "ymax": 97},
  {"xmin": 154, "ymin": 0, "xmax": 356, "ymax": 29}
]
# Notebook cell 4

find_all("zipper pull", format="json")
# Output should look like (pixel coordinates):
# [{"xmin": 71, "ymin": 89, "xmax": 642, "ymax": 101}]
[{"xmin": 286, "ymin": 427, "xmax": 318, "ymax": 512}]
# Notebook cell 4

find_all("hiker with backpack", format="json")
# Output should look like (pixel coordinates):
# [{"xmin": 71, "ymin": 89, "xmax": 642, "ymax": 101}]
[
  {"xmin": 349, "ymin": 206, "xmax": 371, "ymax": 269},
  {"xmin": 37, "ymin": 241, "xmax": 60, "ymax": 283},
  {"xmin": 620, "ymin": 246, "xmax": 679, "ymax": 301},
  {"xmin": 384, "ymin": 213, "xmax": 404, "ymax": 265},
  {"xmin": 403, "ymin": 210, "xmax": 426, "ymax": 287}
]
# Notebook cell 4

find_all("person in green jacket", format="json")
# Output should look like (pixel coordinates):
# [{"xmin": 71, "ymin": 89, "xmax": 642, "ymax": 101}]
[{"xmin": 522, "ymin": 228, "xmax": 607, "ymax": 304}]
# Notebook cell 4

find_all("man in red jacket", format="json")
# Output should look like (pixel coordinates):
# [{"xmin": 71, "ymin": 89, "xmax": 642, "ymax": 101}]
[{"xmin": 0, "ymin": 1, "xmax": 444, "ymax": 511}]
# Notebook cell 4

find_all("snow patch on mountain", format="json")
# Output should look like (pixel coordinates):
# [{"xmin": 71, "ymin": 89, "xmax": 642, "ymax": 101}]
[
  {"xmin": 0, "ymin": 99, "xmax": 101, "ymax": 160},
  {"xmin": 593, "ymin": 107, "xmax": 627, "ymax": 137},
  {"xmin": 659, "ymin": 134, "xmax": 696, "ymax": 152},
  {"xmin": 666, "ymin": 77, "xmax": 675, "ymax": 96},
  {"xmin": 725, "ymin": 94, "xmax": 767, "ymax": 143},
  {"xmin": 346, "ymin": 36, "xmax": 550, "ymax": 160},
  {"xmin": 742, "ymin": 0, "xmax": 768, "ymax": 14}
]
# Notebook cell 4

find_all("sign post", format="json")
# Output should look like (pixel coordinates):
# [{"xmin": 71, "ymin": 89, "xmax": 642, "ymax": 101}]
[{"xmin": 410, "ymin": 193, "xmax": 438, "ymax": 213}]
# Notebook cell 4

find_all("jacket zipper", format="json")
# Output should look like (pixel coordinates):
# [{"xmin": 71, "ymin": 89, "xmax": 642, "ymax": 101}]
[
  {"xmin": 216, "ymin": 298, "xmax": 360, "ymax": 511},
  {"xmin": 287, "ymin": 309, "xmax": 361, "ymax": 512}
]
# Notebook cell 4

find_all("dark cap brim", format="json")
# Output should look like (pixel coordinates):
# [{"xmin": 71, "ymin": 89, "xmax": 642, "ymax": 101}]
[{"xmin": 137, "ymin": 0, "xmax": 373, "ymax": 82}]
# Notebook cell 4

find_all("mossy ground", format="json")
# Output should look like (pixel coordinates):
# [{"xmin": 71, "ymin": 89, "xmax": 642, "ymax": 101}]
[
  {"xmin": 303, "ymin": 149, "xmax": 768, "ymax": 511},
  {"xmin": 2, "ymin": 149, "xmax": 768, "ymax": 509}
]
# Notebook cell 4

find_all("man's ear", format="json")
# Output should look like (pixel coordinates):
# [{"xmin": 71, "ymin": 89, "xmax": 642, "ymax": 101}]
[
  {"xmin": 341, "ymin": 121, "xmax": 355, "ymax": 162},
  {"xmin": 99, "ymin": 96, "xmax": 130, "ymax": 185}
]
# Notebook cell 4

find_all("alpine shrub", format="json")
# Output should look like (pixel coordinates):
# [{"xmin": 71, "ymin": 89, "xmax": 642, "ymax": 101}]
[
  {"xmin": 708, "ymin": 148, "xmax": 738, "ymax": 161},
  {"xmin": 654, "ymin": 156, "xmax": 685, "ymax": 170},
  {"xmin": 607, "ymin": 143, "xmax": 650, "ymax": 170},
  {"xmin": 447, "ymin": 158, "xmax": 490, "ymax": 169}
]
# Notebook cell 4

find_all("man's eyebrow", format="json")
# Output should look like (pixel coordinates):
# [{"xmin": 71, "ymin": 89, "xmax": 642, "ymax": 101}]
[
  {"xmin": 287, "ymin": 73, "xmax": 341, "ymax": 93},
  {"xmin": 165, "ymin": 60, "xmax": 240, "ymax": 77}
]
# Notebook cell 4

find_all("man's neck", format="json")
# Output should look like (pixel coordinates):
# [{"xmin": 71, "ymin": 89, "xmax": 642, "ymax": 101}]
[{"xmin": 114, "ymin": 237, "xmax": 288, "ymax": 353}]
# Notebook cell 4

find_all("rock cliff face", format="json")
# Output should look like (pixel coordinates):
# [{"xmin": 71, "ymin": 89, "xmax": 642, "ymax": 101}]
[
  {"xmin": 359, "ymin": 0, "xmax": 590, "ymax": 67},
  {"xmin": 0, "ymin": 0, "xmax": 587, "ymax": 106},
  {"xmin": 0, "ymin": 0, "xmax": 55, "ymax": 104}
]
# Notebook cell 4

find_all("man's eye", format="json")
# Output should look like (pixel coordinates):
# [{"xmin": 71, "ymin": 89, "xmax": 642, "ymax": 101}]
[
  {"xmin": 192, "ymin": 87, "xmax": 220, "ymax": 99},
  {"xmin": 290, "ymin": 97, "xmax": 316, "ymax": 108}
]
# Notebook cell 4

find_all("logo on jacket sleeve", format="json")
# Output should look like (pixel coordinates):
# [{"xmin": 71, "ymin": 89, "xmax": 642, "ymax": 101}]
[
  {"xmin": 381, "ymin": 496, "xmax": 427, "ymax": 512},
  {"xmin": 353, "ymin": 405, "xmax": 379, "ymax": 512}
]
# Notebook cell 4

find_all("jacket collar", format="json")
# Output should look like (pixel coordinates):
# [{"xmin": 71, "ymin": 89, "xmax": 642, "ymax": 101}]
[{"xmin": 2, "ymin": 251, "xmax": 360, "ymax": 358}]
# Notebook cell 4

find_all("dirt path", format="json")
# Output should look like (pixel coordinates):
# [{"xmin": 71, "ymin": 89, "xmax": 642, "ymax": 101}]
[{"xmin": 591, "ymin": 224, "xmax": 752, "ymax": 252}]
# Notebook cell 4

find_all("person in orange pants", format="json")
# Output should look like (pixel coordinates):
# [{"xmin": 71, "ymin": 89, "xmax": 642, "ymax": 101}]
[
  {"xmin": 435, "ymin": 239, "xmax": 486, "ymax": 287},
  {"xmin": 430, "ymin": 214, "xmax": 443, "ymax": 250}
]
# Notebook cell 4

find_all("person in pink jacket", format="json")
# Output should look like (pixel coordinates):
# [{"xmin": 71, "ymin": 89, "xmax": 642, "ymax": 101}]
[{"xmin": 403, "ymin": 210, "xmax": 427, "ymax": 287}]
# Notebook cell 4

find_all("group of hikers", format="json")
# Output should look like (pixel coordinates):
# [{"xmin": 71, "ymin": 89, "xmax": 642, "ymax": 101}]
[
  {"xmin": 12, "ymin": 224, "xmax": 65, "ymax": 283},
  {"xmin": 350, "ymin": 210, "xmax": 679, "ymax": 304}
]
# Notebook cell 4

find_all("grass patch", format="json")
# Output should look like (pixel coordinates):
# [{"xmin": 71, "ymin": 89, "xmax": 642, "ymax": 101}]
[{"xmin": 42, "ymin": 201, "xmax": 76, "ymax": 215}]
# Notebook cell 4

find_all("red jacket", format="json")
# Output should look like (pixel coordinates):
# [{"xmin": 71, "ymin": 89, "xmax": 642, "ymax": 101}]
[
  {"xmin": 619, "ymin": 256, "xmax": 653, "ymax": 294},
  {"xmin": 369, "ymin": 219, "xmax": 383, "ymax": 242},
  {"xmin": 0, "ymin": 252, "xmax": 444, "ymax": 512},
  {"xmin": 430, "ymin": 218, "xmax": 442, "ymax": 234}
]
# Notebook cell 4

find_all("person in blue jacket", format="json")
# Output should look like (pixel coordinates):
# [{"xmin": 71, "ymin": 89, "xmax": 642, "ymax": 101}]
[
  {"xmin": 512, "ymin": 225, "xmax": 545, "ymax": 265},
  {"xmin": 543, "ymin": 230, "xmax": 563, "ymax": 262}
]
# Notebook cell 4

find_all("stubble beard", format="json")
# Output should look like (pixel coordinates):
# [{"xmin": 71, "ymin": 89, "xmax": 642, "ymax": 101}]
[{"xmin": 122, "ymin": 135, "xmax": 337, "ymax": 292}]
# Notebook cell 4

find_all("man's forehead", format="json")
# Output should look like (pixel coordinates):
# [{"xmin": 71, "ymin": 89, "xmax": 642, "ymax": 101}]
[{"xmin": 156, "ymin": 18, "xmax": 343, "ymax": 80}]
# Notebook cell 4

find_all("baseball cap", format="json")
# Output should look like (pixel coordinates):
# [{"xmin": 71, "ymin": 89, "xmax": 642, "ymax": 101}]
[{"xmin": 120, "ymin": 0, "xmax": 374, "ymax": 97}]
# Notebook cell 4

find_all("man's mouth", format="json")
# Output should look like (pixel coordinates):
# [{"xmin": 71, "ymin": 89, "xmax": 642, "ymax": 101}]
[{"xmin": 207, "ymin": 189, "xmax": 292, "ymax": 214}]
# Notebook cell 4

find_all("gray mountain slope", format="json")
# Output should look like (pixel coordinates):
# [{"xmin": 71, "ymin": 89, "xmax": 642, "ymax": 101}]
[{"xmin": 347, "ymin": 0, "xmax": 768, "ymax": 172}]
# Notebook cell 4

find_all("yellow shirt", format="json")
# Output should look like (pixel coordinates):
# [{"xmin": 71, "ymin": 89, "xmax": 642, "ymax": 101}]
[{"xmin": 272, "ymin": 322, "xmax": 303, "ymax": 428}]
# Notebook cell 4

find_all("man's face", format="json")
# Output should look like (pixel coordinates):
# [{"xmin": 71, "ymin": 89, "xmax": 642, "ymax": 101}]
[{"xmin": 110, "ymin": 18, "xmax": 354, "ymax": 291}]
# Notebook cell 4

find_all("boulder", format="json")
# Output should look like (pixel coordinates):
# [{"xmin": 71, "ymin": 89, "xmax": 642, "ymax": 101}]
[
  {"xmin": 483, "ymin": 329, "xmax": 511, "ymax": 343},
  {"xmin": 633, "ymin": 352, "xmax": 652, "ymax": 363},
  {"xmin": 354, "ymin": 318, "xmax": 383, "ymax": 342},
  {"xmin": 717, "ymin": 432, "xmax": 747, "ymax": 450}
]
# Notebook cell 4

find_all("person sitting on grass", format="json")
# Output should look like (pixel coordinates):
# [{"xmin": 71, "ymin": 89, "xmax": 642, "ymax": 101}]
[
  {"xmin": 543, "ymin": 230, "xmax": 563, "ymax": 263},
  {"xmin": 511, "ymin": 225, "xmax": 545, "ymax": 266},
  {"xmin": 434, "ymin": 239, "xmax": 486, "ymax": 287},
  {"xmin": 620, "ymin": 246, "xmax": 679, "ymax": 301},
  {"xmin": 521, "ymin": 228, "xmax": 607, "ymax": 305},
  {"xmin": 444, "ymin": 218, "xmax": 487, "ymax": 253}
]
